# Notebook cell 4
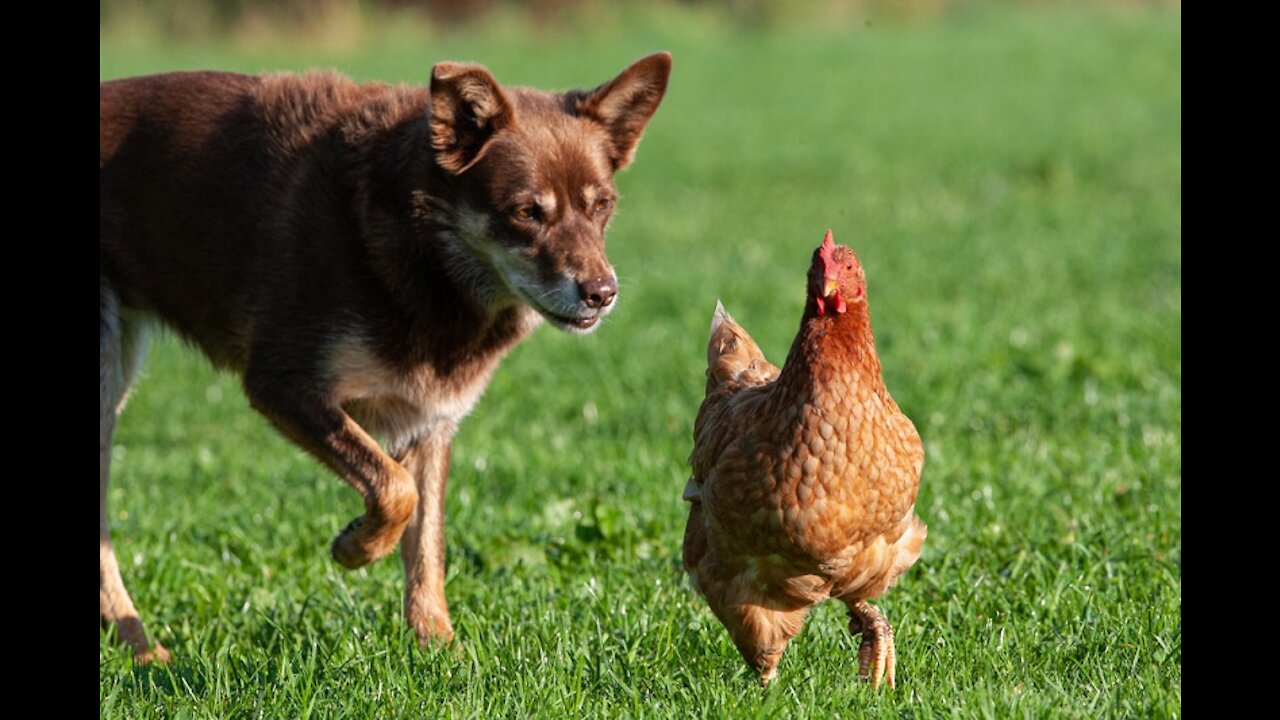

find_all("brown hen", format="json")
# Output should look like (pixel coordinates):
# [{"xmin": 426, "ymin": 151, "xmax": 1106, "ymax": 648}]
[{"xmin": 683, "ymin": 229, "xmax": 926, "ymax": 687}]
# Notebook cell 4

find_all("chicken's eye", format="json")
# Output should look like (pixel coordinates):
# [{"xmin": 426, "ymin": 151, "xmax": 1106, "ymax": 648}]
[
  {"xmin": 513, "ymin": 205, "xmax": 541, "ymax": 223},
  {"xmin": 593, "ymin": 198, "xmax": 614, "ymax": 215},
  {"xmin": 846, "ymin": 264, "xmax": 853, "ymax": 270}
]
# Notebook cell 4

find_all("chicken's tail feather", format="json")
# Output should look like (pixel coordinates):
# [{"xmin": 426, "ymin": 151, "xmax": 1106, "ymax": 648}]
[
  {"xmin": 706, "ymin": 300, "xmax": 778, "ymax": 392},
  {"xmin": 710, "ymin": 299, "xmax": 734, "ymax": 338}
]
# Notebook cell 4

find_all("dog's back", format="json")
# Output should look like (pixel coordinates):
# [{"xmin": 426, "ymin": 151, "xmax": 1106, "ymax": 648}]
[{"xmin": 101, "ymin": 72, "xmax": 427, "ymax": 368}]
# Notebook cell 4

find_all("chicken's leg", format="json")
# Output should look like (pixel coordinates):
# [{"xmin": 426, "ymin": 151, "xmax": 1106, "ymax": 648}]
[
  {"xmin": 700, "ymin": 581, "xmax": 810, "ymax": 686},
  {"xmin": 725, "ymin": 602, "xmax": 809, "ymax": 686},
  {"xmin": 846, "ymin": 600, "xmax": 896, "ymax": 688}
]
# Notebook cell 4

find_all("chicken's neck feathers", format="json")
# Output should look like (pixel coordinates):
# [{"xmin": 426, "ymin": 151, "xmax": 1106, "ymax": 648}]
[{"xmin": 772, "ymin": 302, "xmax": 887, "ymax": 414}]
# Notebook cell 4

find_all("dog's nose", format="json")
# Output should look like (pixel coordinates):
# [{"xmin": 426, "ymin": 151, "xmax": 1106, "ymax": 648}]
[{"xmin": 579, "ymin": 277, "xmax": 617, "ymax": 309}]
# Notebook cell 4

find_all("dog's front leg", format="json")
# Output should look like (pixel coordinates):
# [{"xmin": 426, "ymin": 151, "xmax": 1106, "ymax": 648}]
[
  {"xmin": 245, "ymin": 377, "xmax": 418, "ymax": 568},
  {"xmin": 397, "ymin": 432, "xmax": 456, "ymax": 645}
]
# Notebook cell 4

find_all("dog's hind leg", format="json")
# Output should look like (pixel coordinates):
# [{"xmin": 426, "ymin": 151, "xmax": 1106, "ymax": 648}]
[{"xmin": 100, "ymin": 284, "xmax": 167, "ymax": 662}]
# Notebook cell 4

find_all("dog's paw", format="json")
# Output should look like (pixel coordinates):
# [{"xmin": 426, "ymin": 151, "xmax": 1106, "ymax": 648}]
[
  {"xmin": 331, "ymin": 515, "xmax": 402, "ymax": 569},
  {"xmin": 411, "ymin": 612, "xmax": 459, "ymax": 653},
  {"xmin": 134, "ymin": 643, "xmax": 171, "ymax": 665}
]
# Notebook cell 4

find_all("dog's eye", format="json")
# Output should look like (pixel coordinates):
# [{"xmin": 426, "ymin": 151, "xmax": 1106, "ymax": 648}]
[
  {"xmin": 513, "ymin": 205, "xmax": 541, "ymax": 223},
  {"xmin": 593, "ymin": 198, "xmax": 614, "ymax": 215}
]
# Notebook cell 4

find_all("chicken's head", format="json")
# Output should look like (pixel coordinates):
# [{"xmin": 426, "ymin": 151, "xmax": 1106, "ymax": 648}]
[{"xmin": 808, "ymin": 229, "xmax": 866, "ymax": 316}]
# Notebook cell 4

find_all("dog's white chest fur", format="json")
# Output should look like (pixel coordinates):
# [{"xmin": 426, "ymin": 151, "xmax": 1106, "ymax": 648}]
[{"xmin": 327, "ymin": 338, "xmax": 499, "ymax": 447}]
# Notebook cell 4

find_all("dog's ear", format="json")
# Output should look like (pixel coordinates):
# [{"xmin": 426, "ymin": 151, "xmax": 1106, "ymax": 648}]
[
  {"xmin": 569, "ymin": 52, "xmax": 672, "ymax": 171},
  {"xmin": 430, "ymin": 62, "xmax": 516, "ymax": 174}
]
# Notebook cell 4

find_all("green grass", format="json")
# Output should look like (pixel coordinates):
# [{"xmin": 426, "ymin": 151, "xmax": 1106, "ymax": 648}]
[{"xmin": 100, "ymin": 5, "xmax": 1181, "ymax": 717}]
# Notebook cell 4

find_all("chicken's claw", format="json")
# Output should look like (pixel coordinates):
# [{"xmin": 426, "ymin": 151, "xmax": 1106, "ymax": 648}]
[{"xmin": 848, "ymin": 600, "xmax": 897, "ymax": 689}]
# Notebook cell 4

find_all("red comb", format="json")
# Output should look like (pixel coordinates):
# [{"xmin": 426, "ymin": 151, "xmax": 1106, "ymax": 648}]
[{"xmin": 819, "ymin": 229, "xmax": 836, "ymax": 269}]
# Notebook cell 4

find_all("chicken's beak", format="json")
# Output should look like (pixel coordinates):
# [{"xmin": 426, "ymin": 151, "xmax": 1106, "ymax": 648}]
[
  {"xmin": 822, "ymin": 277, "xmax": 847, "ymax": 314},
  {"xmin": 822, "ymin": 278, "xmax": 840, "ymax": 298}
]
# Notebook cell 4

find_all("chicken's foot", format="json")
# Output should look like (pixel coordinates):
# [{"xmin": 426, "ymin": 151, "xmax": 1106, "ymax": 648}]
[{"xmin": 847, "ymin": 600, "xmax": 896, "ymax": 689}]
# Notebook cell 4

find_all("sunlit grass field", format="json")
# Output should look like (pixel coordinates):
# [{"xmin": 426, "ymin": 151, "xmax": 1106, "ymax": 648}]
[{"xmin": 100, "ymin": 5, "xmax": 1181, "ymax": 717}]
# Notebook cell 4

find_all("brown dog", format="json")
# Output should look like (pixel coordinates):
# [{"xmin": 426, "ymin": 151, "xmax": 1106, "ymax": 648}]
[{"xmin": 100, "ymin": 53, "xmax": 671, "ymax": 661}]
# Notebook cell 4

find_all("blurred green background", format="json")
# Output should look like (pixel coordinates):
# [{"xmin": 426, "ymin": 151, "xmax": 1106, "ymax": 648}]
[{"xmin": 101, "ymin": 2, "xmax": 1181, "ymax": 717}]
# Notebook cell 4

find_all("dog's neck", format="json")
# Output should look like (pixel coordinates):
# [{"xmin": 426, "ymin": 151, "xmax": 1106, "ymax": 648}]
[{"xmin": 348, "ymin": 106, "xmax": 543, "ymax": 375}]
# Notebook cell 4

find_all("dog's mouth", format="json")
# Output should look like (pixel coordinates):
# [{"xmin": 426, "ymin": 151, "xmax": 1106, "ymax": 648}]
[
  {"xmin": 539, "ymin": 306, "xmax": 601, "ymax": 333},
  {"xmin": 510, "ymin": 287, "xmax": 605, "ymax": 334}
]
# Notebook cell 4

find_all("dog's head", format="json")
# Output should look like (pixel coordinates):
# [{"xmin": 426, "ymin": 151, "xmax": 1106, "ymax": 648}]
[{"xmin": 427, "ymin": 52, "xmax": 671, "ymax": 333}]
